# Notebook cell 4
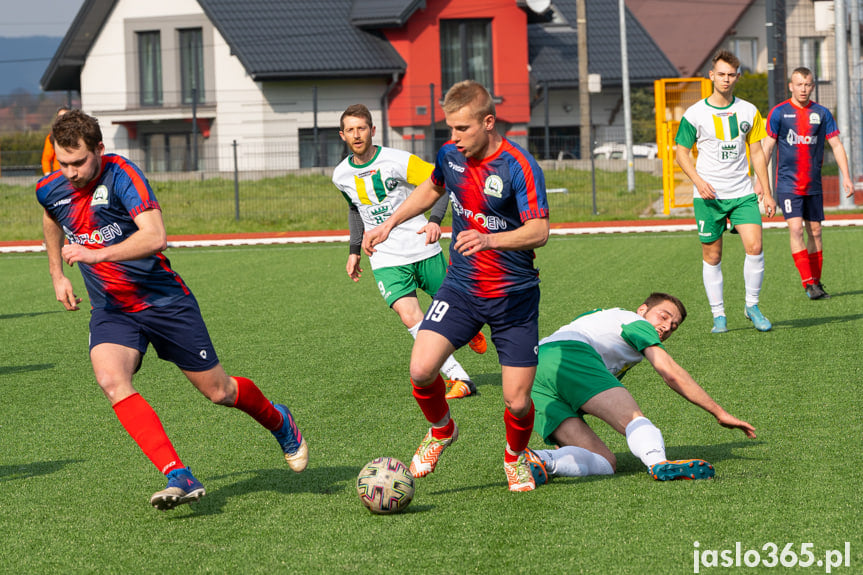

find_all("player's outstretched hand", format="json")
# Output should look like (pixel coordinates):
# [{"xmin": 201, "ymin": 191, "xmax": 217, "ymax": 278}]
[
  {"xmin": 420, "ymin": 222, "xmax": 442, "ymax": 245},
  {"xmin": 346, "ymin": 254, "xmax": 362, "ymax": 282},
  {"xmin": 716, "ymin": 413, "xmax": 757, "ymax": 439}
]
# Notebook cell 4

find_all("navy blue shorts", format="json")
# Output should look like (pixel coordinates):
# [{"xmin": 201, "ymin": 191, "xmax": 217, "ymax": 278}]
[
  {"xmin": 420, "ymin": 282, "xmax": 540, "ymax": 367},
  {"xmin": 89, "ymin": 296, "xmax": 220, "ymax": 372},
  {"xmin": 778, "ymin": 192, "xmax": 824, "ymax": 222}
]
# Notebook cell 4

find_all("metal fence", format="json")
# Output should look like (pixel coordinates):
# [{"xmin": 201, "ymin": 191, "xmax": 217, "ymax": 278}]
[{"xmin": 0, "ymin": 134, "xmax": 667, "ymax": 241}]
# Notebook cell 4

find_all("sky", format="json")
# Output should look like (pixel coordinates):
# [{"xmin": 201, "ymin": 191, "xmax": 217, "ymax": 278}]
[{"xmin": 0, "ymin": 0, "xmax": 86, "ymax": 38}]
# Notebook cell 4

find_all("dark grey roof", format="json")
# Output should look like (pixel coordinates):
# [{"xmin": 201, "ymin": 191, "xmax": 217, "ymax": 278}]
[
  {"xmin": 349, "ymin": 0, "xmax": 426, "ymax": 28},
  {"xmin": 42, "ymin": 0, "xmax": 406, "ymax": 91},
  {"xmin": 198, "ymin": 0, "xmax": 406, "ymax": 79},
  {"xmin": 528, "ymin": 0, "xmax": 678, "ymax": 88},
  {"xmin": 40, "ymin": 0, "xmax": 116, "ymax": 92},
  {"xmin": 42, "ymin": 0, "xmax": 675, "ymax": 92}
]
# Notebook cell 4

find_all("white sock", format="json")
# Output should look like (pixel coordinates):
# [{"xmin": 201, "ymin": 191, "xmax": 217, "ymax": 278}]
[
  {"xmin": 408, "ymin": 322, "xmax": 469, "ymax": 382},
  {"xmin": 743, "ymin": 253, "xmax": 765, "ymax": 307},
  {"xmin": 534, "ymin": 446, "xmax": 613, "ymax": 477},
  {"xmin": 441, "ymin": 355, "xmax": 469, "ymax": 381},
  {"xmin": 408, "ymin": 321, "xmax": 421, "ymax": 339},
  {"xmin": 702, "ymin": 261, "xmax": 725, "ymax": 317},
  {"xmin": 625, "ymin": 416, "xmax": 666, "ymax": 468}
]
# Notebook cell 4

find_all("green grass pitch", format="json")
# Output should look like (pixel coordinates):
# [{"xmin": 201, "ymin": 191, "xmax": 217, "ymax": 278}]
[{"xmin": 0, "ymin": 227, "xmax": 860, "ymax": 573}]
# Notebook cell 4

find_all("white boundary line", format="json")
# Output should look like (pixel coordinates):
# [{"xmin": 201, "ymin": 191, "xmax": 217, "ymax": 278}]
[{"xmin": 3, "ymin": 219, "xmax": 861, "ymax": 253}]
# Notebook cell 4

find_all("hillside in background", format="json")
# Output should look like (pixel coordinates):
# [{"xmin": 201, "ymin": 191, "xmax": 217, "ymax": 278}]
[{"xmin": 0, "ymin": 36, "xmax": 62, "ymax": 95}]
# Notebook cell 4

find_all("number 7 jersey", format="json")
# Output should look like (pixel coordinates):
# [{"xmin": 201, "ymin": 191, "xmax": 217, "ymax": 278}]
[{"xmin": 675, "ymin": 96, "xmax": 767, "ymax": 199}]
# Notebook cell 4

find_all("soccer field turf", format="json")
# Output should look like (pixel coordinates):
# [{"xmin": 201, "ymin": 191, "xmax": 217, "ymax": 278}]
[{"xmin": 0, "ymin": 228, "xmax": 860, "ymax": 574}]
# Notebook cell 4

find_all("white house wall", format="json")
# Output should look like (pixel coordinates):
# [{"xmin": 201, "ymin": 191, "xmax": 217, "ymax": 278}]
[
  {"xmin": 81, "ymin": 0, "xmax": 207, "ymax": 153},
  {"xmin": 209, "ymin": 32, "xmax": 268, "ymax": 172},
  {"xmin": 528, "ymin": 89, "xmax": 627, "ymax": 139}
]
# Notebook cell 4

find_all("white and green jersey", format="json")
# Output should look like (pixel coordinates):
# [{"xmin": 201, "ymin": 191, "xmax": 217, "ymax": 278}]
[
  {"xmin": 675, "ymin": 96, "xmax": 767, "ymax": 199},
  {"xmin": 333, "ymin": 146, "xmax": 440, "ymax": 269},
  {"xmin": 539, "ymin": 308, "xmax": 663, "ymax": 379}
]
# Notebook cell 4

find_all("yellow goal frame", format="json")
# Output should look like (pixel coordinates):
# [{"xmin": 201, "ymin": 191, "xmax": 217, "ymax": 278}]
[{"xmin": 654, "ymin": 77, "xmax": 713, "ymax": 214}]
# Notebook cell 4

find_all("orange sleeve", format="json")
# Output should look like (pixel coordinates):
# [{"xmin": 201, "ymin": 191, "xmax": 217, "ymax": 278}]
[{"xmin": 41, "ymin": 134, "xmax": 56, "ymax": 175}]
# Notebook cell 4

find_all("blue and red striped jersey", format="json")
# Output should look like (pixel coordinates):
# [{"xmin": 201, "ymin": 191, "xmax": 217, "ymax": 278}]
[
  {"xmin": 766, "ymin": 99, "xmax": 838, "ymax": 196},
  {"xmin": 431, "ymin": 138, "xmax": 549, "ymax": 297},
  {"xmin": 36, "ymin": 154, "xmax": 191, "ymax": 312}
]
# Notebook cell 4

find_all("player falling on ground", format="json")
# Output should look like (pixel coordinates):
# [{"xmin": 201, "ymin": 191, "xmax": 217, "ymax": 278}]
[
  {"xmin": 363, "ymin": 80, "xmax": 550, "ymax": 492},
  {"xmin": 332, "ymin": 104, "xmax": 486, "ymax": 399},
  {"xmin": 526, "ymin": 293, "xmax": 756, "ymax": 484},
  {"xmin": 37, "ymin": 110, "xmax": 307, "ymax": 511},
  {"xmin": 759, "ymin": 66, "xmax": 854, "ymax": 300},
  {"xmin": 676, "ymin": 50, "xmax": 777, "ymax": 334}
]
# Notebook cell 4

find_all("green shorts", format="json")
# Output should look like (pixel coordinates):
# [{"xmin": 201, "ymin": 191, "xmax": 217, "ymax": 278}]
[
  {"xmin": 531, "ymin": 340, "xmax": 625, "ymax": 445},
  {"xmin": 372, "ymin": 251, "xmax": 448, "ymax": 307},
  {"xmin": 693, "ymin": 194, "xmax": 762, "ymax": 243}
]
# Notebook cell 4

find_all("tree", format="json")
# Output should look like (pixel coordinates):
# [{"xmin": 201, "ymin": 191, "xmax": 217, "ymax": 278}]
[
  {"xmin": 733, "ymin": 72, "xmax": 769, "ymax": 117},
  {"xmin": 631, "ymin": 86, "xmax": 657, "ymax": 144}
]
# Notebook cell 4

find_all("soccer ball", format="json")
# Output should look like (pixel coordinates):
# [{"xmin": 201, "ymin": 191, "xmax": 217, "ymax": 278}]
[{"xmin": 356, "ymin": 457, "xmax": 415, "ymax": 514}]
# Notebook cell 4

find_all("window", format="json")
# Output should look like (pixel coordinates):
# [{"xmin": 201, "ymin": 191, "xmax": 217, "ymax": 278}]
[
  {"xmin": 440, "ymin": 19, "xmax": 493, "ymax": 92},
  {"xmin": 143, "ymin": 132, "xmax": 204, "ymax": 172},
  {"xmin": 729, "ymin": 38, "xmax": 758, "ymax": 73},
  {"xmin": 527, "ymin": 126, "xmax": 581, "ymax": 160},
  {"xmin": 179, "ymin": 28, "xmax": 205, "ymax": 105},
  {"xmin": 801, "ymin": 37, "xmax": 827, "ymax": 81},
  {"xmin": 299, "ymin": 128, "xmax": 346, "ymax": 168},
  {"xmin": 138, "ymin": 31, "xmax": 162, "ymax": 106}
]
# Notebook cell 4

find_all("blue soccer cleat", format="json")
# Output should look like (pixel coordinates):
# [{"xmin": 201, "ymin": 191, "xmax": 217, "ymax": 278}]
[
  {"xmin": 150, "ymin": 467, "xmax": 206, "ymax": 510},
  {"xmin": 711, "ymin": 316, "xmax": 728, "ymax": 334},
  {"xmin": 272, "ymin": 403, "xmax": 308, "ymax": 472},
  {"xmin": 649, "ymin": 459, "xmax": 715, "ymax": 481},
  {"xmin": 524, "ymin": 448, "xmax": 549, "ymax": 486},
  {"xmin": 744, "ymin": 305, "xmax": 772, "ymax": 332}
]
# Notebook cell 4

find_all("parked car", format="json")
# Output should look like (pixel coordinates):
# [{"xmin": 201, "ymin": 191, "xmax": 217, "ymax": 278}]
[{"xmin": 592, "ymin": 142, "xmax": 658, "ymax": 160}]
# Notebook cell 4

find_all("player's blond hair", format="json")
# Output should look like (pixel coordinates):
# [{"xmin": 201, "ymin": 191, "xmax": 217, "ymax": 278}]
[
  {"xmin": 790, "ymin": 67, "xmax": 813, "ymax": 81},
  {"xmin": 443, "ymin": 80, "xmax": 495, "ymax": 121}
]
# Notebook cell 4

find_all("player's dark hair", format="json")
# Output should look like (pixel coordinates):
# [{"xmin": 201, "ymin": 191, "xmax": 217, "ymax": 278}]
[
  {"xmin": 712, "ymin": 49, "xmax": 740, "ymax": 72},
  {"xmin": 52, "ymin": 109, "xmax": 102, "ymax": 152},
  {"xmin": 642, "ymin": 292, "xmax": 687, "ymax": 323},
  {"xmin": 443, "ymin": 80, "xmax": 495, "ymax": 121},
  {"xmin": 791, "ymin": 66, "xmax": 813, "ymax": 80},
  {"xmin": 340, "ymin": 104, "xmax": 374, "ymax": 131}
]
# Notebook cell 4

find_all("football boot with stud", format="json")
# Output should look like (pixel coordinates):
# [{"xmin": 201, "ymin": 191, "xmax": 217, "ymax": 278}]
[
  {"xmin": 272, "ymin": 403, "xmax": 308, "ymax": 472},
  {"xmin": 150, "ymin": 467, "xmax": 206, "ymax": 511}
]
